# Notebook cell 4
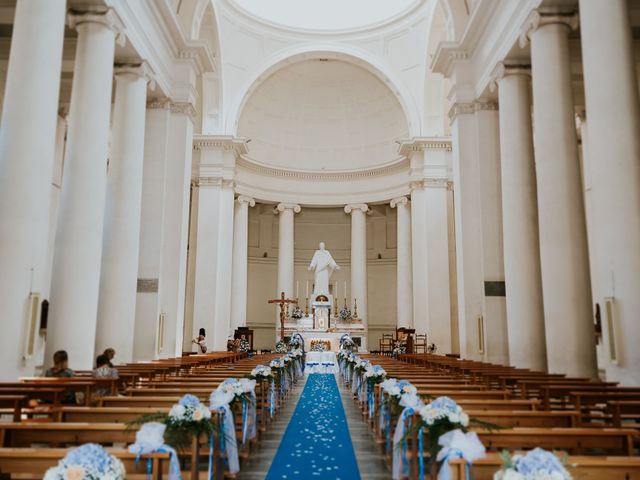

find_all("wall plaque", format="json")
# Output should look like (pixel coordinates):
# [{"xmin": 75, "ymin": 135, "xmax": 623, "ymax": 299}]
[
  {"xmin": 484, "ymin": 281, "xmax": 506, "ymax": 297},
  {"xmin": 137, "ymin": 278, "xmax": 159, "ymax": 293}
]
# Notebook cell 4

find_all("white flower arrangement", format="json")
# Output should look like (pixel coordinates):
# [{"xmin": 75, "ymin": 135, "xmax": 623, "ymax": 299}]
[
  {"xmin": 44, "ymin": 444, "xmax": 125, "ymax": 480},
  {"xmin": 419, "ymin": 396, "xmax": 469, "ymax": 427},
  {"xmin": 363, "ymin": 365, "xmax": 387, "ymax": 385},
  {"xmin": 250, "ymin": 365, "xmax": 273, "ymax": 380},
  {"xmin": 270, "ymin": 358, "xmax": 284, "ymax": 369},
  {"xmin": 169, "ymin": 394, "xmax": 212, "ymax": 424},
  {"xmin": 289, "ymin": 348, "xmax": 303, "ymax": 358},
  {"xmin": 495, "ymin": 448, "xmax": 572, "ymax": 480}
]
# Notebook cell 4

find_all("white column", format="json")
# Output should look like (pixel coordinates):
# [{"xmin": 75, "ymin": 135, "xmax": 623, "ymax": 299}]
[
  {"xmin": 450, "ymin": 104, "xmax": 485, "ymax": 360},
  {"xmin": 47, "ymin": 10, "xmax": 123, "ymax": 370},
  {"xmin": 276, "ymin": 203, "xmax": 300, "ymax": 333},
  {"xmin": 0, "ymin": 0, "xmax": 66, "ymax": 379},
  {"xmin": 579, "ymin": 0, "xmax": 640, "ymax": 385},
  {"xmin": 157, "ymin": 105, "xmax": 194, "ymax": 358},
  {"xmin": 391, "ymin": 197, "xmax": 413, "ymax": 329},
  {"xmin": 522, "ymin": 11, "xmax": 597, "ymax": 377},
  {"xmin": 410, "ymin": 185, "xmax": 429, "ymax": 335},
  {"xmin": 344, "ymin": 204, "xmax": 369, "ymax": 326},
  {"xmin": 95, "ymin": 64, "xmax": 153, "ymax": 363},
  {"xmin": 133, "ymin": 101, "xmax": 170, "ymax": 361},
  {"xmin": 492, "ymin": 64, "xmax": 547, "ymax": 371},
  {"xmin": 230, "ymin": 196, "xmax": 256, "ymax": 335}
]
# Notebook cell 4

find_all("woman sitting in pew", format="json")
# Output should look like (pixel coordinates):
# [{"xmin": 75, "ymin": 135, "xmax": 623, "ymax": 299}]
[
  {"xmin": 43, "ymin": 350, "xmax": 76, "ymax": 404},
  {"xmin": 93, "ymin": 354, "xmax": 119, "ymax": 398}
]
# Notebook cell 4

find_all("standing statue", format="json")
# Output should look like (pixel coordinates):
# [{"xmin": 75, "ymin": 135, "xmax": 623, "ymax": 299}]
[{"xmin": 308, "ymin": 242, "xmax": 339, "ymax": 296}]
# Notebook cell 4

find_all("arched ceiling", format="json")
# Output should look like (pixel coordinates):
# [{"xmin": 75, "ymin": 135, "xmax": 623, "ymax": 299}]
[
  {"xmin": 229, "ymin": 0, "xmax": 421, "ymax": 33},
  {"xmin": 237, "ymin": 59, "xmax": 409, "ymax": 172}
]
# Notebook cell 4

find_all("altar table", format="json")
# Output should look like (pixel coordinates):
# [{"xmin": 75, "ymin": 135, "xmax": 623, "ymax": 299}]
[{"xmin": 305, "ymin": 351, "xmax": 338, "ymax": 374}]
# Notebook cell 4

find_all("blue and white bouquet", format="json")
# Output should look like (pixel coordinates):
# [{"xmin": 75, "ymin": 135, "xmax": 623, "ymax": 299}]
[
  {"xmin": 249, "ymin": 365, "xmax": 273, "ymax": 380},
  {"xmin": 44, "ymin": 443, "xmax": 125, "ymax": 480},
  {"xmin": 212, "ymin": 378, "xmax": 256, "ymax": 408},
  {"xmin": 169, "ymin": 394, "xmax": 212, "ymax": 425},
  {"xmin": 354, "ymin": 357, "xmax": 371, "ymax": 373},
  {"xmin": 363, "ymin": 365, "xmax": 387, "ymax": 386},
  {"xmin": 495, "ymin": 448, "xmax": 572, "ymax": 480},
  {"xmin": 339, "ymin": 306, "xmax": 352, "ymax": 321},
  {"xmin": 270, "ymin": 357, "xmax": 284, "ymax": 369},
  {"xmin": 275, "ymin": 340, "xmax": 288, "ymax": 353},
  {"xmin": 311, "ymin": 343, "xmax": 327, "ymax": 352},
  {"xmin": 419, "ymin": 396, "xmax": 470, "ymax": 428}
]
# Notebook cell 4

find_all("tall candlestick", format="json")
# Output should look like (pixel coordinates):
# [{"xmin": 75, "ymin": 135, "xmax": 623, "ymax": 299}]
[
  {"xmin": 306, "ymin": 280, "xmax": 309, "ymax": 298},
  {"xmin": 344, "ymin": 280, "xmax": 347, "ymax": 299},
  {"xmin": 296, "ymin": 280, "xmax": 299, "ymax": 299}
]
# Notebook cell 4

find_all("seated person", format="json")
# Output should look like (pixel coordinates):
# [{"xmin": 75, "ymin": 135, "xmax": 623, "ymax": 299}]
[
  {"xmin": 93, "ymin": 354, "xmax": 119, "ymax": 398},
  {"xmin": 43, "ymin": 350, "xmax": 75, "ymax": 404},
  {"xmin": 103, "ymin": 347, "xmax": 116, "ymax": 368}
]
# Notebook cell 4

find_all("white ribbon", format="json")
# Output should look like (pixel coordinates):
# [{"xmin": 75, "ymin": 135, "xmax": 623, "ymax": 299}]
[
  {"xmin": 210, "ymin": 396, "xmax": 240, "ymax": 474},
  {"xmin": 435, "ymin": 429, "xmax": 486, "ymax": 480}
]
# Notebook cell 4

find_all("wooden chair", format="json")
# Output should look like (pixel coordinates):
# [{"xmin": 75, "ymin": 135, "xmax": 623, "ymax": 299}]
[
  {"xmin": 379, "ymin": 334, "xmax": 393, "ymax": 355},
  {"xmin": 414, "ymin": 334, "xmax": 427, "ymax": 353}
]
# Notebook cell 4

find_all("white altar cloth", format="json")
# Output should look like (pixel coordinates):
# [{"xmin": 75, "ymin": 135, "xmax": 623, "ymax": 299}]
[{"xmin": 305, "ymin": 351, "xmax": 338, "ymax": 374}]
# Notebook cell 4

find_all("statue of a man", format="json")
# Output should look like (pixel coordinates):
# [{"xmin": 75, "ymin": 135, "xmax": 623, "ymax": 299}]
[{"xmin": 308, "ymin": 242, "xmax": 339, "ymax": 296}]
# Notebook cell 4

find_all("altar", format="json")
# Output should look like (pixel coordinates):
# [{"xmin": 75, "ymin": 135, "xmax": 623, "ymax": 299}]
[
  {"xmin": 285, "ymin": 321, "xmax": 368, "ymax": 351},
  {"xmin": 305, "ymin": 351, "xmax": 338, "ymax": 374}
]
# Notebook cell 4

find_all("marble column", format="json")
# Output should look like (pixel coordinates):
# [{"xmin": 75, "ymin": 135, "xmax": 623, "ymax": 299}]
[
  {"xmin": 0, "ymin": 0, "xmax": 66, "ymax": 379},
  {"xmin": 391, "ymin": 197, "xmax": 413, "ymax": 328},
  {"xmin": 95, "ymin": 64, "xmax": 153, "ymax": 363},
  {"xmin": 276, "ymin": 203, "xmax": 300, "ymax": 333},
  {"xmin": 579, "ymin": 0, "xmax": 640, "ymax": 385},
  {"xmin": 521, "ymin": 11, "xmax": 597, "ymax": 377},
  {"xmin": 133, "ymin": 100, "xmax": 171, "ymax": 361},
  {"xmin": 230, "ymin": 196, "xmax": 256, "ymax": 335},
  {"xmin": 492, "ymin": 64, "xmax": 547, "ymax": 371},
  {"xmin": 47, "ymin": 9, "xmax": 123, "ymax": 370},
  {"xmin": 344, "ymin": 204, "xmax": 368, "ymax": 326}
]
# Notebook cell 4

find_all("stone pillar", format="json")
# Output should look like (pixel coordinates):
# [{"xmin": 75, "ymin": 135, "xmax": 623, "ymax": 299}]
[
  {"xmin": 133, "ymin": 100, "xmax": 171, "ymax": 361},
  {"xmin": 230, "ymin": 195, "xmax": 255, "ymax": 335},
  {"xmin": 0, "ymin": 0, "xmax": 66, "ymax": 379},
  {"xmin": 276, "ymin": 203, "xmax": 300, "ymax": 333},
  {"xmin": 47, "ymin": 9, "xmax": 123, "ymax": 370},
  {"xmin": 579, "ymin": 0, "xmax": 640, "ymax": 385},
  {"xmin": 344, "ymin": 204, "xmax": 369, "ymax": 326},
  {"xmin": 391, "ymin": 197, "xmax": 413, "ymax": 329},
  {"xmin": 95, "ymin": 63, "xmax": 153, "ymax": 363},
  {"xmin": 492, "ymin": 64, "xmax": 547, "ymax": 371},
  {"xmin": 157, "ymin": 104, "xmax": 194, "ymax": 358},
  {"xmin": 521, "ymin": 11, "xmax": 597, "ymax": 377}
]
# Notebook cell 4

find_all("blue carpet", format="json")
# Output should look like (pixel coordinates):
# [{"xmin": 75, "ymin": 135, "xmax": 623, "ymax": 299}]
[{"xmin": 266, "ymin": 374, "xmax": 361, "ymax": 480}]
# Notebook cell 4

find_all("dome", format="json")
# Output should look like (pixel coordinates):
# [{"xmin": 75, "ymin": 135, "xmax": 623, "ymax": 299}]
[
  {"xmin": 237, "ymin": 59, "xmax": 409, "ymax": 172},
  {"xmin": 229, "ymin": 0, "xmax": 421, "ymax": 33}
]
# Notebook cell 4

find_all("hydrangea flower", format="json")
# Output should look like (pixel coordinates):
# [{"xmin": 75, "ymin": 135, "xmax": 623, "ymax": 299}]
[
  {"xmin": 44, "ymin": 444, "xmax": 125, "ymax": 480},
  {"xmin": 179, "ymin": 394, "xmax": 200, "ymax": 409}
]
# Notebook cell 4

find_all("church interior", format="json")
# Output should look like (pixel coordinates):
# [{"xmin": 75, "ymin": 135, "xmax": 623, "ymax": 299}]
[{"xmin": 1, "ymin": 0, "xmax": 640, "ymax": 478}]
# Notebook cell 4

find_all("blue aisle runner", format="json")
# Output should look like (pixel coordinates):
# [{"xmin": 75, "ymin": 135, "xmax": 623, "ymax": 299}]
[{"xmin": 266, "ymin": 374, "xmax": 361, "ymax": 480}]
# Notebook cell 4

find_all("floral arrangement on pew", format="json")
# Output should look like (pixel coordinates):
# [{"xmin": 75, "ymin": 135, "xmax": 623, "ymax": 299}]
[
  {"xmin": 270, "ymin": 357, "xmax": 287, "ymax": 395},
  {"xmin": 44, "ymin": 443, "xmax": 125, "ymax": 480},
  {"xmin": 495, "ymin": 448, "xmax": 572, "ymax": 480},
  {"xmin": 363, "ymin": 365, "xmax": 387, "ymax": 417},
  {"xmin": 379, "ymin": 379, "xmax": 418, "ymax": 456},
  {"xmin": 340, "ymin": 333, "xmax": 356, "ymax": 351},
  {"xmin": 289, "ymin": 348, "xmax": 304, "ymax": 378},
  {"xmin": 128, "ymin": 422, "xmax": 181, "ymax": 480},
  {"xmin": 406, "ymin": 396, "xmax": 487, "ymax": 480},
  {"xmin": 248, "ymin": 365, "xmax": 276, "ymax": 418},
  {"xmin": 351, "ymin": 357, "xmax": 371, "ymax": 399}
]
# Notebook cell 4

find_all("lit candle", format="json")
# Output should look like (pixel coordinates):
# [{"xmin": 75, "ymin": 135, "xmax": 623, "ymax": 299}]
[
  {"xmin": 296, "ymin": 281, "xmax": 299, "ymax": 299},
  {"xmin": 344, "ymin": 280, "xmax": 347, "ymax": 299},
  {"xmin": 306, "ymin": 280, "xmax": 309, "ymax": 298}
]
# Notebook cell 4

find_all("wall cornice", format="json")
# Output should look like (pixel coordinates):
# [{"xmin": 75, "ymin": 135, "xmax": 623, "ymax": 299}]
[{"xmin": 193, "ymin": 135, "xmax": 250, "ymax": 155}]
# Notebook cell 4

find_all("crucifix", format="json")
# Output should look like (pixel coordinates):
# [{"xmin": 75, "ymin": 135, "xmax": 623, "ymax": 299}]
[{"xmin": 268, "ymin": 291, "xmax": 298, "ymax": 341}]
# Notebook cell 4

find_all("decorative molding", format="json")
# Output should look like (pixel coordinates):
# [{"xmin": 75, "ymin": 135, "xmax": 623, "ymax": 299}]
[
  {"xmin": 519, "ymin": 10, "xmax": 579, "ymax": 48},
  {"xmin": 67, "ymin": 8, "xmax": 125, "ymax": 46},
  {"xmin": 410, "ymin": 178, "xmax": 453, "ymax": 190},
  {"xmin": 114, "ymin": 61, "xmax": 156, "ymax": 89},
  {"xmin": 431, "ymin": 42, "xmax": 469, "ymax": 78},
  {"xmin": 489, "ymin": 62, "xmax": 531, "ymax": 92},
  {"xmin": 147, "ymin": 98, "xmax": 171, "ymax": 110},
  {"xmin": 397, "ymin": 137, "xmax": 452, "ymax": 157},
  {"xmin": 237, "ymin": 195, "xmax": 256, "ymax": 207},
  {"xmin": 193, "ymin": 135, "xmax": 249, "ymax": 156},
  {"xmin": 197, "ymin": 177, "xmax": 235, "ymax": 188},
  {"xmin": 448, "ymin": 101, "xmax": 498, "ymax": 122},
  {"xmin": 275, "ymin": 203, "xmax": 301, "ymax": 214},
  {"xmin": 170, "ymin": 102, "xmax": 197, "ymax": 122},
  {"xmin": 344, "ymin": 204, "xmax": 369, "ymax": 214},
  {"xmin": 390, "ymin": 196, "xmax": 409, "ymax": 208}
]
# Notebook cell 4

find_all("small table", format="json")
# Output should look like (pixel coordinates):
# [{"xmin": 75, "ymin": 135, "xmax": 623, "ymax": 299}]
[{"xmin": 305, "ymin": 351, "xmax": 338, "ymax": 374}]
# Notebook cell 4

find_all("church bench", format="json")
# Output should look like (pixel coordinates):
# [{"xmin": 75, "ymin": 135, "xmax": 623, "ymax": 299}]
[
  {"xmin": 0, "ymin": 387, "xmax": 64, "ymax": 407},
  {"xmin": 414, "ymin": 388, "xmax": 511, "ymax": 401},
  {"xmin": 446, "ymin": 453, "xmax": 640, "ymax": 480},
  {"xmin": 19, "ymin": 378, "xmax": 118, "ymax": 402},
  {"xmin": 0, "ymin": 396, "xmax": 26, "ymax": 422},
  {"xmin": 100, "ymin": 395, "xmax": 181, "ymax": 408},
  {"xmin": 0, "ymin": 448, "xmax": 170, "ymax": 479},
  {"xmin": 516, "ymin": 378, "xmax": 617, "ymax": 398},
  {"xmin": 570, "ymin": 391, "xmax": 640, "ymax": 425},
  {"xmin": 54, "ymin": 406, "xmax": 169, "ymax": 423},
  {"xmin": 457, "ymin": 399, "xmax": 541, "ymax": 411},
  {"xmin": 607, "ymin": 401, "xmax": 640, "ymax": 428},
  {"xmin": 0, "ymin": 422, "xmax": 139, "ymax": 447},
  {"xmin": 466, "ymin": 409, "xmax": 579, "ymax": 428},
  {"xmin": 540, "ymin": 385, "xmax": 640, "ymax": 410}
]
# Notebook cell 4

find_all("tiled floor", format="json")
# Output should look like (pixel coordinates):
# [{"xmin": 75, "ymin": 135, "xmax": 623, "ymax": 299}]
[{"xmin": 237, "ymin": 375, "xmax": 391, "ymax": 479}]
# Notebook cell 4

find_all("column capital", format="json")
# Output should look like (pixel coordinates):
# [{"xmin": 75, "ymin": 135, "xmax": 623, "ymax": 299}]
[
  {"xmin": 237, "ymin": 195, "xmax": 256, "ymax": 207},
  {"xmin": 147, "ymin": 98, "xmax": 171, "ymax": 110},
  {"xmin": 67, "ymin": 8, "xmax": 125, "ymax": 45},
  {"xmin": 115, "ymin": 62, "xmax": 156, "ymax": 89},
  {"xmin": 275, "ymin": 203, "xmax": 301, "ymax": 214},
  {"xmin": 344, "ymin": 203, "xmax": 369, "ymax": 214},
  {"xmin": 448, "ymin": 101, "xmax": 498, "ymax": 122},
  {"xmin": 519, "ymin": 10, "xmax": 578, "ymax": 47},
  {"xmin": 170, "ymin": 102, "xmax": 197, "ymax": 123},
  {"xmin": 489, "ymin": 62, "xmax": 531, "ymax": 92},
  {"xmin": 390, "ymin": 196, "xmax": 410, "ymax": 208}
]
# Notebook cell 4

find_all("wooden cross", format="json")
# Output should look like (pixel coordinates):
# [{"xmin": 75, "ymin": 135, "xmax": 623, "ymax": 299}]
[{"xmin": 268, "ymin": 291, "xmax": 298, "ymax": 341}]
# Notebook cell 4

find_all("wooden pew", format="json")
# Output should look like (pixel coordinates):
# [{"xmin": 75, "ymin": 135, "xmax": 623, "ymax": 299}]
[
  {"xmin": 0, "ymin": 448, "xmax": 170, "ymax": 480},
  {"xmin": 607, "ymin": 400, "xmax": 640, "ymax": 428},
  {"xmin": 0, "ymin": 423, "xmax": 139, "ymax": 447},
  {"xmin": 0, "ymin": 396, "xmax": 26, "ymax": 422},
  {"xmin": 447, "ymin": 453, "xmax": 640, "ymax": 480}
]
